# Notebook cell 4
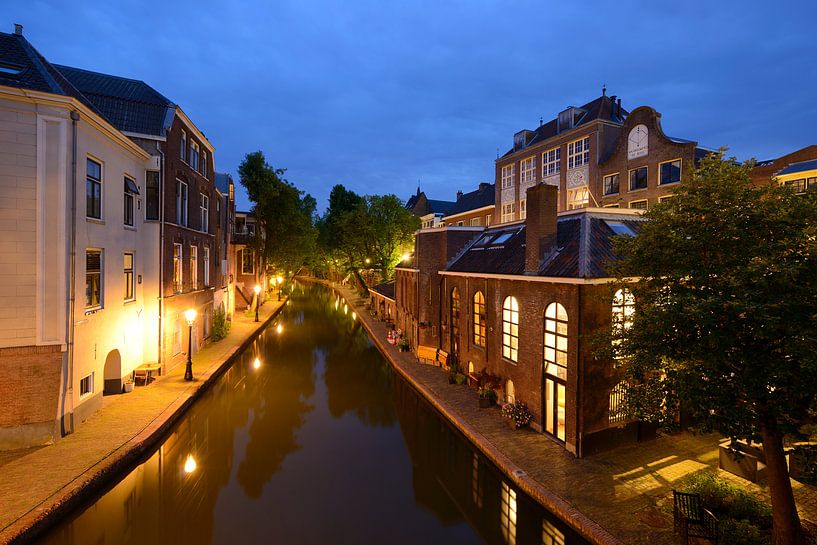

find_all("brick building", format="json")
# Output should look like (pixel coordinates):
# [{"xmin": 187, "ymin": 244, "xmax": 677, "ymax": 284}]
[
  {"xmin": 750, "ymin": 145, "xmax": 817, "ymax": 189},
  {"xmin": 397, "ymin": 184, "xmax": 653, "ymax": 457},
  {"xmin": 56, "ymin": 62, "xmax": 220, "ymax": 369},
  {"xmin": 405, "ymin": 187, "xmax": 456, "ymax": 229},
  {"xmin": 230, "ymin": 210, "xmax": 267, "ymax": 311},
  {"xmin": 441, "ymin": 182, "xmax": 495, "ymax": 227},
  {"xmin": 495, "ymin": 92, "xmax": 710, "ymax": 220},
  {"xmin": 214, "ymin": 173, "xmax": 235, "ymax": 320}
]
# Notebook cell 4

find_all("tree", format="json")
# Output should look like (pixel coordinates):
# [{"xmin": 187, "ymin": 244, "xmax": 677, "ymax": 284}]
[
  {"xmin": 609, "ymin": 151, "xmax": 817, "ymax": 545},
  {"xmin": 238, "ymin": 151, "xmax": 317, "ymax": 275}
]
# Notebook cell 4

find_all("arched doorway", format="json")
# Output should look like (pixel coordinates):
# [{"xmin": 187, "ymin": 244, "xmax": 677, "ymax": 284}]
[{"xmin": 103, "ymin": 349, "xmax": 123, "ymax": 395}]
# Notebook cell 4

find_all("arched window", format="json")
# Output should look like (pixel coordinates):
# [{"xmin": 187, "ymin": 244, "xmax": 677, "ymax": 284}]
[
  {"xmin": 502, "ymin": 296, "xmax": 519, "ymax": 362},
  {"xmin": 468, "ymin": 361, "xmax": 475, "ymax": 374},
  {"xmin": 612, "ymin": 288, "xmax": 635, "ymax": 335},
  {"xmin": 544, "ymin": 303, "xmax": 568, "ymax": 379},
  {"xmin": 473, "ymin": 291, "xmax": 486, "ymax": 347},
  {"xmin": 506, "ymin": 379, "xmax": 515, "ymax": 404},
  {"xmin": 450, "ymin": 287, "xmax": 461, "ymax": 354}
]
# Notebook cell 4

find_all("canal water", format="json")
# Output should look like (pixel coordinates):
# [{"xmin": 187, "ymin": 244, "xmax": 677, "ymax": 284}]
[{"xmin": 36, "ymin": 284, "xmax": 586, "ymax": 545}]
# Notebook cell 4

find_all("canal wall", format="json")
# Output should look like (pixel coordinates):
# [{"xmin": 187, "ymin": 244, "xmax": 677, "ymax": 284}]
[
  {"xmin": 307, "ymin": 278, "xmax": 625, "ymax": 545},
  {"xmin": 0, "ymin": 300, "xmax": 288, "ymax": 545}
]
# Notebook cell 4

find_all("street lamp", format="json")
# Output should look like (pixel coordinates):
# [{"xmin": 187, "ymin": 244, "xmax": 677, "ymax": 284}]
[
  {"xmin": 277, "ymin": 275, "xmax": 283, "ymax": 301},
  {"xmin": 254, "ymin": 284, "xmax": 261, "ymax": 322},
  {"xmin": 253, "ymin": 357, "xmax": 261, "ymax": 370},
  {"xmin": 184, "ymin": 308, "xmax": 196, "ymax": 381}
]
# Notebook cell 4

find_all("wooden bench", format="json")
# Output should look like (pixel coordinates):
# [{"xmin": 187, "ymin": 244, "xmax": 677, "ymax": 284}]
[
  {"xmin": 417, "ymin": 345, "xmax": 438, "ymax": 365},
  {"xmin": 437, "ymin": 350, "xmax": 449, "ymax": 369},
  {"xmin": 673, "ymin": 491, "xmax": 718, "ymax": 544}
]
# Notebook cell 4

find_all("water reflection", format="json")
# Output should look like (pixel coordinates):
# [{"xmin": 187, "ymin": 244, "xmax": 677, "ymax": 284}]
[{"xmin": 35, "ymin": 285, "xmax": 587, "ymax": 545}]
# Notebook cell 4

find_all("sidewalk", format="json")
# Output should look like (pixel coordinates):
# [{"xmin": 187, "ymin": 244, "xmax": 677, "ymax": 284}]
[
  {"xmin": 0, "ymin": 299, "xmax": 286, "ymax": 545},
  {"xmin": 322, "ymin": 279, "xmax": 817, "ymax": 545}
]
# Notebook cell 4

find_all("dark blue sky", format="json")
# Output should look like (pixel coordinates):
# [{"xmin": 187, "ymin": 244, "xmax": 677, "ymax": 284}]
[{"xmin": 8, "ymin": 0, "xmax": 816, "ymax": 212}]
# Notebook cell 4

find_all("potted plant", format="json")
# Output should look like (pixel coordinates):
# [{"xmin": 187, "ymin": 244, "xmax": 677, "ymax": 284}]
[
  {"xmin": 454, "ymin": 372, "xmax": 467, "ymax": 385},
  {"xmin": 397, "ymin": 338, "xmax": 410, "ymax": 352},
  {"xmin": 478, "ymin": 387, "xmax": 498, "ymax": 408},
  {"xmin": 501, "ymin": 400, "xmax": 533, "ymax": 429},
  {"xmin": 123, "ymin": 379, "xmax": 135, "ymax": 393}
]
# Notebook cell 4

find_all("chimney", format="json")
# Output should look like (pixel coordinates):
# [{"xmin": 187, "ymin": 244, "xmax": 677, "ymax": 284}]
[
  {"xmin": 456, "ymin": 190, "xmax": 463, "ymax": 201},
  {"xmin": 478, "ymin": 182, "xmax": 490, "ymax": 192},
  {"xmin": 13, "ymin": 24, "xmax": 23, "ymax": 36},
  {"xmin": 524, "ymin": 184, "xmax": 559, "ymax": 274}
]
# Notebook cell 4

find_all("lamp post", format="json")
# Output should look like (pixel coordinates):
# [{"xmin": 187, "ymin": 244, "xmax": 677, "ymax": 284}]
[
  {"xmin": 254, "ymin": 284, "xmax": 261, "ymax": 322},
  {"xmin": 277, "ymin": 275, "xmax": 283, "ymax": 301},
  {"xmin": 184, "ymin": 308, "xmax": 196, "ymax": 381}
]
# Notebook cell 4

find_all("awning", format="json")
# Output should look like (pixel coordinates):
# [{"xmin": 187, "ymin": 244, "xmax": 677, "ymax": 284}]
[{"xmin": 124, "ymin": 178, "xmax": 140, "ymax": 195}]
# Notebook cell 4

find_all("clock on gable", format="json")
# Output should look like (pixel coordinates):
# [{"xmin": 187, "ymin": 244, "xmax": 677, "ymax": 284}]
[{"xmin": 627, "ymin": 124, "xmax": 648, "ymax": 160}]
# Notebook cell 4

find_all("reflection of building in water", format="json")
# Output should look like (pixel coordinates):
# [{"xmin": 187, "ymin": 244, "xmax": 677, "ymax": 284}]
[{"xmin": 393, "ymin": 378, "xmax": 576, "ymax": 545}]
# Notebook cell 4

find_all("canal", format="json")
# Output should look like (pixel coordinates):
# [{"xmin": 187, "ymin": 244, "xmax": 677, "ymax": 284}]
[{"xmin": 36, "ymin": 284, "xmax": 586, "ymax": 545}]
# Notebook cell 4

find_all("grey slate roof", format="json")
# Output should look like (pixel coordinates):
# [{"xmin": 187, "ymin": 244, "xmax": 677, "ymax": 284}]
[
  {"xmin": 426, "ymin": 198, "xmax": 456, "ymax": 215},
  {"xmin": 501, "ymin": 95, "xmax": 628, "ymax": 158},
  {"xmin": 54, "ymin": 64, "xmax": 174, "ymax": 136},
  {"xmin": 214, "ymin": 172, "xmax": 232, "ymax": 195},
  {"xmin": 446, "ymin": 211, "xmax": 644, "ymax": 279},
  {"xmin": 777, "ymin": 159, "xmax": 817, "ymax": 176},
  {"xmin": 370, "ymin": 281, "xmax": 395, "ymax": 300},
  {"xmin": 445, "ymin": 183, "xmax": 495, "ymax": 217}
]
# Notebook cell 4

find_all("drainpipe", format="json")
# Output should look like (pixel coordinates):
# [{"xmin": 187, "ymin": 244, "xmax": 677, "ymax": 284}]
[
  {"xmin": 156, "ymin": 142, "xmax": 165, "ymax": 367},
  {"xmin": 63, "ymin": 110, "xmax": 80, "ymax": 436}
]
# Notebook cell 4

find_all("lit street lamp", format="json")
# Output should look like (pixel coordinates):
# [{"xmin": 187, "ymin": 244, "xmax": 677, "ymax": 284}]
[
  {"xmin": 277, "ymin": 275, "xmax": 283, "ymax": 301},
  {"xmin": 254, "ymin": 284, "xmax": 261, "ymax": 322},
  {"xmin": 253, "ymin": 357, "xmax": 261, "ymax": 370},
  {"xmin": 184, "ymin": 308, "xmax": 196, "ymax": 381}
]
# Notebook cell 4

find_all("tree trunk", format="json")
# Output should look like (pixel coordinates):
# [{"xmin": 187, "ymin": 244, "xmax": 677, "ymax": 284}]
[{"xmin": 760, "ymin": 424, "xmax": 805, "ymax": 545}]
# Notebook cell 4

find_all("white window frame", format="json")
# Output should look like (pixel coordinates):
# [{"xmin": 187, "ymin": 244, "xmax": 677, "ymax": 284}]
[
  {"xmin": 124, "ymin": 175, "xmax": 136, "ymax": 227},
  {"xmin": 173, "ymin": 243, "xmax": 183, "ymax": 293},
  {"xmin": 124, "ymin": 252, "xmax": 135, "ymax": 302},
  {"xmin": 85, "ymin": 248, "xmax": 103, "ymax": 310},
  {"xmin": 520, "ymin": 156, "xmax": 535, "ymax": 185},
  {"xmin": 203, "ymin": 246, "xmax": 210, "ymax": 287},
  {"xmin": 628, "ymin": 166, "xmax": 648, "ymax": 191},
  {"xmin": 241, "ymin": 249, "xmax": 255, "ymax": 275},
  {"xmin": 176, "ymin": 180, "xmax": 188, "ymax": 226},
  {"xmin": 544, "ymin": 302, "xmax": 568, "ymax": 380},
  {"xmin": 486, "ymin": 214, "xmax": 492, "ymax": 226},
  {"xmin": 190, "ymin": 245, "xmax": 198, "ymax": 290},
  {"xmin": 86, "ymin": 157, "xmax": 103, "ymax": 220},
  {"xmin": 189, "ymin": 141, "xmax": 200, "ymax": 171},
  {"xmin": 567, "ymin": 136, "xmax": 590, "ymax": 169},
  {"xmin": 502, "ymin": 296, "xmax": 519, "ymax": 362},
  {"xmin": 519, "ymin": 198, "xmax": 526, "ymax": 220},
  {"xmin": 602, "ymin": 173, "xmax": 620, "ymax": 196},
  {"xmin": 542, "ymin": 147, "xmax": 561, "ymax": 177},
  {"xmin": 501, "ymin": 164, "xmax": 515, "ymax": 189},
  {"xmin": 469, "ymin": 217, "xmax": 480, "ymax": 226},
  {"xmin": 79, "ymin": 372, "xmax": 94, "ymax": 398},
  {"xmin": 501, "ymin": 202, "xmax": 516, "ymax": 223},
  {"xmin": 567, "ymin": 187, "xmax": 589, "ymax": 210},
  {"xmin": 629, "ymin": 199, "xmax": 648, "ymax": 210},
  {"xmin": 200, "ymin": 193, "xmax": 209, "ymax": 233},
  {"xmin": 180, "ymin": 130, "xmax": 186, "ymax": 162},
  {"xmin": 201, "ymin": 150, "xmax": 208, "ymax": 178}
]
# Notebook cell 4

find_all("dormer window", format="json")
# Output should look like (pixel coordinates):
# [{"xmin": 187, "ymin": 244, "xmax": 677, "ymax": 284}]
[
  {"xmin": 513, "ymin": 130, "xmax": 534, "ymax": 150},
  {"xmin": 0, "ymin": 61, "xmax": 24, "ymax": 76},
  {"xmin": 558, "ymin": 107, "xmax": 586, "ymax": 133}
]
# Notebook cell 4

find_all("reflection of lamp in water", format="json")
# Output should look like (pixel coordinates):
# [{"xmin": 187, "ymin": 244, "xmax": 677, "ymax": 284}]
[
  {"xmin": 253, "ymin": 357, "xmax": 261, "ymax": 370},
  {"xmin": 254, "ymin": 284, "xmax": 261, "ymax": 322},
  {"xmin": 184, "ymin": 309, "xmax": 196, "ymax": 381},
  {"xmin": 184, "ymin": 454, "xmax": 197, "ymax": 474},
  {"xmin": 343, "ymin": 304, "xmax": 348, "ymax": 315},
  {"xmin": 276, "ymin": 323, "xmax": 283, "ymax": 335},
  {"xmin": 351, "ymin": 312, "xmax": 356, "ymax": 320}
]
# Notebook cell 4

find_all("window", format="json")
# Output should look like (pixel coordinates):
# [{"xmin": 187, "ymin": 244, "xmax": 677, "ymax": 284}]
[
  {"xmin": 602, "ymin": 173, "xmax": 619, "ymax": 195},
  {"xmin": 473, "ymin": 291, "xmax": 486, "ymax": 347},
  {"xmin": 190, "ymin": 245, "xmax": 198, "ymax": 290},
  {"xmin": 173, "ymin": 243, "xmax": 183, "ymax": 292},
  {"xmin": 200, "ymin": 193, "xmax": 209, "ymax": 232},
  {"xmin": 203, "ymin": 246, "xmax": 210, "ymax": 287},
  {"xmin": 506, "ymin": 380, "xmax": 515, "ymax": 404},
  {"xmin": 659, "ymin": 159, "xmax": 681, "ymax": 185},
  {"xmin": 567, "ymin": 187, "xmax": 589, "ymax": 210},
  {"xmin": 542, "ymin": 147, "xmax": 561, "ymax": 177},
  {"xmin": 603, "ymin": 203, "xmax": 620, "ymax": 208},
  {"xmin": 542, "ymin": 520, "xmax": 565, "ymax": 545},
  {"xmin": 450, "ymin": 288, "xmax": 460, "ymax": 354},
  {"xmin": 567, "ymin": 136, "xmax": 589, "ymax": 169},
  {"xmin": 241, "ymin": 249, "xmax": 255, "ymax": 275},
  {"xmin": 544, "ymin": 303, "xmax": 568, "ymax": 379},
  {"xmin": 612, "ymin": 288, "xmax": 635, "ymax": 359},
  {"xmin": 502, "ymin": 296, "xmax": 519, "ymax": 362},
  {"xmin": 500, "ymin": 482, "xmax": 517, "ymax": 545},
  {"xmin": 189, "ymin": 141, "xmax": 200, "ymax": 171},
  {"xmin": 609, "ymin": 381, "xmax": 628, "ymax": 424},
  {"xmin": 180, "ymin": 130, "xmax": 186, "ymax": 162},
  {"xmin": 86, "ymin": 158, "xmax": 102, "ymax": 219},
  {"xmin": 145, "ymin": 171, "xmax": 160, "ymax": 220},
  {"xmin": 629, "ymin": 199, "xmax": 648, "ymax": 210},
  {"xmin": 86, "ymin": 249, "xmax": 103, "ymax": 309},
  {"xmin": 501, "ymin": 202, "xmax": 516, "ymax": 223},
  {"xmin": 124, "ymin": 177, "xmax": 138, "ymax": 227},
  {"xmin": 520, "ymin": 156, "xmax": 535, "ymax": 185},
  {"xmin": 519, "ymin": 199, "xmax": 526, "ymax": 220},
  {"xmin": 468, "ymin": 217, "xmax": 480, "ymax": 226},
  {"xmin": 176, "ymin": 180, "xmax": 188, "ymax": 226},
  {"xmin": 456, "ymin": 221, "xmax": 464, "ymax": 226},
  {"xmin": 80, "ymin": 373, "xmax": 94, "ymax": 397},
  {"xmin": 201, "ymin": 150, "xmax": 208, "ymax": 178},
  {"xmin": 124, "ymin": 252, "xmax": 134, "ymax": 301},
  {"xmin": 501, "ymin": 164, "xmax": 515, "ymax": 189},
  {"xmin": 486, "ymin": 214, "xmax": 492, "ymax": 226},
  {"xmin": 629, "ymin": 166, "xmax": 648, "ymax": 191},
  {"xmin": 658, "ymin": 195, "xmax": 675, "ymax": 203}
]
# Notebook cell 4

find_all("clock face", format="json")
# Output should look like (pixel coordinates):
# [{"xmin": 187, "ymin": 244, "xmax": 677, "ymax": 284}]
[{"xmin": 628, "ymin": 124, "xmax": 648, "ymax": 159}]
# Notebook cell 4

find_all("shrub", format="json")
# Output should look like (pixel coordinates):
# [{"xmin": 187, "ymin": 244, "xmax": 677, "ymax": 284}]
[
  {"xmin": 454, "ymin": 373, "xmax": 467, "ymax": 385},
  {"xmin": 478, "ymin": 387, "xmax": 498, "ymax": 403},
  {"xmin": 501, "ymin": 401, "xmax": 533, "ymax": 429},
  {"xmin": 718, "ymin": 519, "xmax": 768, "ymax": 545},
  {"xmin": 211, "ymin": 307, "xmax": 231, "ymax": 341},
  {"xmin": 685, "ymin": 472, "xmax": 771, "ymax": 527}
]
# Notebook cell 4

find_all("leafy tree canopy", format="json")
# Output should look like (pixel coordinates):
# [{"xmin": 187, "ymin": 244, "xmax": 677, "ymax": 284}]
[{"xmin": 610, "ymin": 150, "xmax": 817, "ymax": 545}]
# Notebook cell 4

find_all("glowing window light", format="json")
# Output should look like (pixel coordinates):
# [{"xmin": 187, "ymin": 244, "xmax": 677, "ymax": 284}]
[{"xmin": 501, "ymin": 481, "xmax": 517, "ymax": 545}]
